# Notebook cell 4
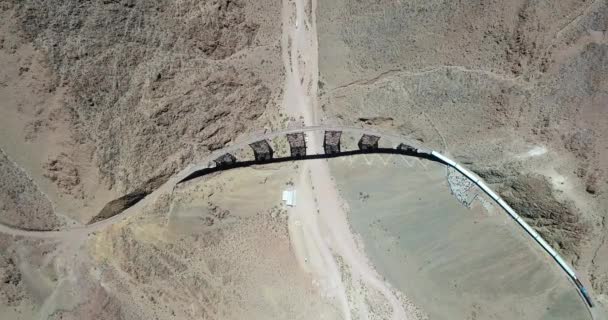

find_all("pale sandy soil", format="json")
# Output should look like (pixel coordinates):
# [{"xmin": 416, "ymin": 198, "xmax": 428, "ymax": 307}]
[
  {"xmin": 92, "ymin": 163, "xmax": 339, "ymax": 320},
  {"xmin": 316, "ymin": 0, "xmax": 608, "ymax": 312},
  {"xmin": 330, "ymin": 154, "xmax": 591, "ymax": 319},
  {"xmin": 1, "ymin": 0, "xmax": 607, "ymax": 319},
  {"xmin": 0, "ymin": 162, "xmax": 345, "ymax": 319},
  {"xmin": 280, "ymin": 0, "xmax": 419, "ymax": 318}
]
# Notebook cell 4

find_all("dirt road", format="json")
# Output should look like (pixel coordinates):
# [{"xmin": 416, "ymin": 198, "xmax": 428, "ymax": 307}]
[
  {"xmin": 0, "ymin": 124, "xmax": 423, "ymax": 239},
  {"xmin": 281, "ymin": 0, "xmax": 409, "ymax": 318}
]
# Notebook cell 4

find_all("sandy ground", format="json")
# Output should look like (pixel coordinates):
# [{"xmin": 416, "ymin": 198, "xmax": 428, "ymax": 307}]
[
  {"xmin": 102, "ymin": 163, "xmax": 340, "ymax": 319},
  {"xmin": 316, "ymin": 0, "xmax": 608, "ymax": 311},
  {"xmin": 280, "ymin": 0, "xmax": 418, "ymax": 318},
  {"xmin": 330, "ymin": 153, "xmax": 591, "ymax": 319},
  {"xmin": 0, "ymin": 162, "xmax": 346, "ymax": 319},
  {"xmin": 1, "ymin": 0, "xmax": 607, "ymax": 319}
]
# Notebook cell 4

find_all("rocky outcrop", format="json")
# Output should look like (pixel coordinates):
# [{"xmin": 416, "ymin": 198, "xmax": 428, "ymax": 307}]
[
  {"xmin": 5, "ymin": 0, "xmax": 278, "ymax": 205},
  {"xmin": 499, "ymin": 173, "xmax": 588, "ymax": 261},
  {"xmin": 0, "ymin": 149, "xmax": 64, "ymax": 231},
  {"xmin": 88, "ymin": 173, "xmax": 170, "ymax": 224},
  {"xmin": 0, "ymin": 254, "xmax": 25, "ymax": 307}
]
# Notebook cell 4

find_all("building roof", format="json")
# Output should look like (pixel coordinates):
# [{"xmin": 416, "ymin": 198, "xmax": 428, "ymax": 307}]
[
  {"xmin": 359, "ymin": 134, "xmax": 380, "ymax": 146},
  {"xmin": 282, "ymin": 190, "xmax": 296, "ymax": 207},
  {"xmin": 397, "ymin": 143, "xmax": 417, "ymax": 152},
  {"xmin": 324, "ymin": 131, "xmax": 342, "ymax": 145},
  {"xmin": 286, "ymin": 132, "xmax": 306, "ymax": 148},
  {"xmin": 213, "ymin": 153, "xmax": 237, "ymax": 165},
  {"xmin": 249, "ymin": 140, "xmax": 273, "ymax": 154}
]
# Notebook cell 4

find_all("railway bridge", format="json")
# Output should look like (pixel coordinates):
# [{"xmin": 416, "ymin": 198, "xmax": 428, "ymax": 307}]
[{"xmin": 0, "ymin": 125, "xmax": 594, "ymax": 308}]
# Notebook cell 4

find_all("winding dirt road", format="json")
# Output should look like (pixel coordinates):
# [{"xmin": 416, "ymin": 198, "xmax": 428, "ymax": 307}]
[
  {"xmin": 280, "ymin": 0, "xmax": 409, "ymax": 318},
  {"xmin": 0, "ymin": 125, "xmax": 424, "ymax": 239}
]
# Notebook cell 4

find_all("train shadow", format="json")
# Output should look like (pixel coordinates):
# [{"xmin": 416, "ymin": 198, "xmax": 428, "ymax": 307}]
[
  {"xmin": 89, "ymin": 148, "xmax": 442, "ymax": 225},
  {"xmin": 178, "ymin": 148, "xmax": 441, "ymax": 184}
]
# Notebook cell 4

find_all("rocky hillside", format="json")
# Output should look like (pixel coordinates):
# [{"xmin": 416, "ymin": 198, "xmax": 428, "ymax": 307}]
[{"xmin": 0, "ymin": 0, "xmax": 283, "ymax": 223}]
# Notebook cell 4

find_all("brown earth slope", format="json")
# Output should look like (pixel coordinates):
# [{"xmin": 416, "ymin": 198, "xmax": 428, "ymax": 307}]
[
  {"xmin": 0, "ymin": 149, "xmax": 64, "ymax": 230},
  {"xmin": 0, "ymin": 0, "xmax": 284, "ymax": 224}
]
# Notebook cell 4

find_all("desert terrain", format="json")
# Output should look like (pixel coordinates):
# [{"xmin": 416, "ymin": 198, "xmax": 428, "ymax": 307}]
[
  {"xmin": 330, "ymin": 153, "xmax": 590, "ymax": 319},
  {"xmin": 1, "ymin": 0, "xmax": 607, "ymax": 319},
  {"xmin": 317, "ymin": 0, "xmax": 608, "ymax": 311},
  {"xmin": 0, "ymin": 0, "xmax": 285, "ymax": 225}
]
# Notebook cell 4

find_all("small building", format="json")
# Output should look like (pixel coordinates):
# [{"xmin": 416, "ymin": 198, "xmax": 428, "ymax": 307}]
[
  {"xmin": 397, "ymin": 143, "xmax": 417, "ymax": 154},
  {"xmin": 249, "ymin": 140, "xmax": 274, "ymax": 161},
  {"xmin": 282, "ymin": 190, "xmax": 297, "ymax": 207},
  {"xmin": 324, "ymin": 131, "xmax": 342, "ymax": 155},
  {"xmin": 358, "ymin": 134, "xmax": 380, "ymax": 151},
  {"xmin": 286, "ymin": 132, "xmax": 307, "ymax": 158},
  {"xmin": 213, "ymin": 153, "xmax": 237, "ymax": 167}
]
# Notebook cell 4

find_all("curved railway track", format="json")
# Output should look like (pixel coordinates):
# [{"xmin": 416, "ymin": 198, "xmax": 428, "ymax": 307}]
[{"xmin": 0, "ymin": 124, "xmax": 594, "ymax": 309}]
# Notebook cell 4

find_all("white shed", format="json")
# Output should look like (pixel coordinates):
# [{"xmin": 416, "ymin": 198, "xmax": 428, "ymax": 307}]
[{"xmin": 282, "ymin": 190, "xmax": 297, "ymax": 207}]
